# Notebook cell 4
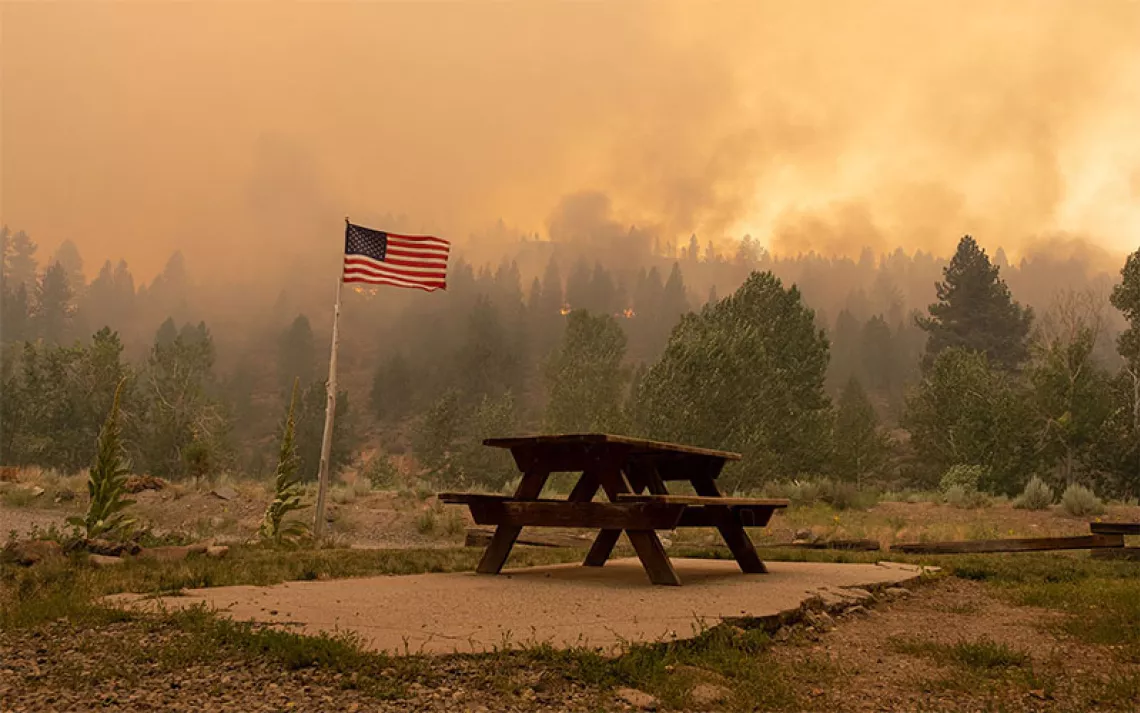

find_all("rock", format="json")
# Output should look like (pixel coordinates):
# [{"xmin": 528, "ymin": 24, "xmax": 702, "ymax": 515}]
[
  {"xmin": 211, "ymin": 485, "xmax": 238, "ymax": 501},
  {"xmin": 615, "ymin": 687, "xmax": 658, "ymax": 710},
  {"xmin": 30, "ymin": 486, "xmax": 45, "ymax": 498},
  {"xmin": 2, "ymin": 539, "xmax": 63, "ymax": 566},
  {"xmin": 846, "ymin": 605, "xmax": 870, "ymax": 617},
  {"xmin": 205, "ymin": 545, "xmax": 230, "ymax": 559},
  {"xmin": 690, "ymin": 683, "xmax": 731, "ymax": 707},
  {"xmin": 793, "ymin": 528, "xmax": 814, "ymax": 543},
  {"xmin": 773, "ymin": 626, "xmax": 792, "ymax": 643},
  {"xmin": 89, "ymin": 554, "xmax": 124, "ymax": 568},
  {"xmin": 87, "ymin": 539, "xmax": 141, "ymax": 557},
  {"xmin": 805, "ymin": 610, "xmax": 835, "ymax": 631},
  {"xmin": 841, "ymin": 587, "xmax": 874, "ymax": 603},
  {"xmin": 882, "ymin": 587, "xmax": 910, "ymax": 600}
]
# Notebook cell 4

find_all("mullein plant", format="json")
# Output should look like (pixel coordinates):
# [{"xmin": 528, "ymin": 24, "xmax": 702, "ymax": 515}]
[
  {"xmin": 260, "ymin": 378, "xmax": 310, "ymax": 545},
  {"xmin": 69, "ymin": 379, "xmax": 136, "ymax": 540}
]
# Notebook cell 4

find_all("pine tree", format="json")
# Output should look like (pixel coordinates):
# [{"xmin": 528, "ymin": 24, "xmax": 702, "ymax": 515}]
[
  {"xmin": 832, "ymin": 377, "xmax": 890, "ymax": 486},
  {"xmin": 918, "ymin": 235, "xmax": 1033, "ymax": 371},
  {"xmin": 68, "ymin": 379, "xmax": 135, "ymax": 540},
  {"xmin": 34, "ymin": 262, "xmax": 74, "ymax": 345},
  {"xmin": 544, "ymin": 310, "xmax": 628, "ymax": 433},
  {"xmin": 1, "ymin": 282, "xmax": 30, "ymax": 344},
  {"xmin": 371, "ymin": 351, "xmax": 414, "ymax": 421},
  {"xmin": 260, "ymin": 378, "xmax": 309, "ymax": 544},
  {"xmin": 661, "ymin": 263, "xmax": 690, "ymax": 324},
  {"xmin": 53, "ymin": 239, "xmax": 85, "ymax": 292},
  {"xmin": 5, "ymin": 229, "xmax": 38, "ymax": 289},
  {"xmin": 278, "ymin": 314, "xmax": 316, "ymax": 393}
]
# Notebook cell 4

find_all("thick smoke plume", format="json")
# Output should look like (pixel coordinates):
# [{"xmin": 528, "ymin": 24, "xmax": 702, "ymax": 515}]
[{"xmin": 3, "ymin": 1, "xmax": 1138, "ymax": 281}]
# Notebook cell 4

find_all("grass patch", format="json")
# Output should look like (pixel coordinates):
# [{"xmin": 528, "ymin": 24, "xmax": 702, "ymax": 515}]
[
  {"xmin": 1, "ymin": 544, "xmax": 585, "ymax": 629},
  {"xmin": 889, "ymin": 635, "xmax": 1029, "ymax": 670}
]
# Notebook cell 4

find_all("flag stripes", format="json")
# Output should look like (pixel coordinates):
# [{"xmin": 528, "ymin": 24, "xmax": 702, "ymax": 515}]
[{"xmin": 343, "ymin": 222, "xmax": 450, "ymax": 292}]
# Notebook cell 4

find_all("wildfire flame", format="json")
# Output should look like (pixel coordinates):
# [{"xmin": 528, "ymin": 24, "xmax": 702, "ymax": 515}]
[
  {"xmin": 560, "ymin": 304, "xmax": 572, "ymax": 316},
  {"xmin": 622, "ymin": 308, "xmax": 635, "ymax": 318}
]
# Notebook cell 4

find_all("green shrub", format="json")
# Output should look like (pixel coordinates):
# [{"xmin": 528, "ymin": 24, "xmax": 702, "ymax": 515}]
[
  {"xmin": 939, "ymin": 464, "xmax": 987, "ymax": 493},
  {"xmin": 943, "ymin": 484, "xmax": 991, "ymax": 509},
  {"xmin": 362, "ymin": 455, "xmax": 400, "ymax": 490},
  {"xmin": 1060, "ymin": 483, "xmax": 1105, "ymax": 517},
  {"xmin": 1013, "ymin": 476, "xmax": 1054, "ymax": 510}
]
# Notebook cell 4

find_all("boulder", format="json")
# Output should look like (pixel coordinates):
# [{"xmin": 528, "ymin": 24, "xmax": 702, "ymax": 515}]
[
  {"xmin": 2, "ymin": 539, "xmax": 63, "ymax": 566},
  {"xmin": 615, "ymin": 687, "xmax": 658, "ymax": 710},
  {"xmin": 793, "ymin": 528, "xmax": 814, "ymax": 543}
]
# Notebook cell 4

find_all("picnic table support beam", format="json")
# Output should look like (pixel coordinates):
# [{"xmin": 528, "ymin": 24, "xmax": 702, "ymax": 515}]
[
  {"xmin": 595, "ymin": 460, "xmax": 681, "ymax": 586},
  {"xmin": 475, "ymin": 468, "xmax": 550, "ymax": 575},
  {"xmin": 691, "ymin": 472, "xmax": 768, "ymax": 574}
]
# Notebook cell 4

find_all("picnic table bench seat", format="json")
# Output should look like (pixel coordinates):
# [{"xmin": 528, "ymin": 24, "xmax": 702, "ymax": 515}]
[
  {"xmin": 438, "ymin": 434, "xmax": 790, "ymax": 586},
  {"xmin": 439, "ymin": 492, "xmax": 790, "ymax": 530}
]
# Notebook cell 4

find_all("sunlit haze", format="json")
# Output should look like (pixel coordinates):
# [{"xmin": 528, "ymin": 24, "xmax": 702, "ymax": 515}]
[{"xmin": 3, "ymin": 1, "xmax": 1139, "ymax": 281}]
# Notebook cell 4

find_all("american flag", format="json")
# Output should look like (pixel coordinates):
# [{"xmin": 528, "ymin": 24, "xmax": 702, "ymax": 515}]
[{"xmin": 343, "ymin": 221, "xmax": 450, "ymax": 291}]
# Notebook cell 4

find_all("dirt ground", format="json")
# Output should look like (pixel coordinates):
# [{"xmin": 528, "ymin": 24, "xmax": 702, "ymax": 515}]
[{"xmin": 773, "ymin": 576, "xmax": 1133, "ymax": 712}]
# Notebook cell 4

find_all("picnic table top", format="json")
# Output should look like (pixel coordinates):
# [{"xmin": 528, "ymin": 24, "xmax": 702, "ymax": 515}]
[{"xmin": 482, "ymin": 433, "xmax": 742, "ymax": 461}]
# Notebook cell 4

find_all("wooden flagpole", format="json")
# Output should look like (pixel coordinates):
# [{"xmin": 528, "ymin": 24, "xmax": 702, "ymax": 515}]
[{"xmin": 313, "ymin": 221, "xmax": 347, "ymax": 539}]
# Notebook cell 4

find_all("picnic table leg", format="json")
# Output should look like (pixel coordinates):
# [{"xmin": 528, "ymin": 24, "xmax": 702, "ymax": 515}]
[
  {"xmin": 476, "ymin": 468, "xmax": 550, "ymax": 575},
  {"xmin": 691, "ymin": 473, "xmax": 768, "ymax": 574},
  {"xmin": 599, "ymin": 462, "xmax": 681, "ymax": 586},
  {"xmin": 570, "ymin": 469, "xmax": 621, "ymax": 567}
]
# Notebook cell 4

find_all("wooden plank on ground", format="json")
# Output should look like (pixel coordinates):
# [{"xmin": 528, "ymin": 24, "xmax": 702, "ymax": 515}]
[
  {"xmin": 1090, "ymin": 522, "xmax": 1140, "ymax": 536},
  {"xmin": 467, "ymin": 500, "xmax": 687, "ymax": 530},
  {"xmin": 1091, "ymin": 547, "xmax": 1140, "ymax": 561},
  {"xmin": 464, "ymin": 527, "xmax": 592, "ymax": 549},
  {"xmin": 894, "ymin": 534, "xmax": 1124, "ymax": 554},
  {"xmin": 616, "ymin": 494, "xmax": 790, "ymax": 507}
]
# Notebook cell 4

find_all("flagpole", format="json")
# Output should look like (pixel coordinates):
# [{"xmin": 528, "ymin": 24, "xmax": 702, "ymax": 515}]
[{"xmin": 313, "ymin": 223, "xmax": 346, "ymax": 540}]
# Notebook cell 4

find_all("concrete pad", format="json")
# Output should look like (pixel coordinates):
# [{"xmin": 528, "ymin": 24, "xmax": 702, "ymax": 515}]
[{"xmin": 115, "ymin": 558, "xmax": 930, "ymax": 654}]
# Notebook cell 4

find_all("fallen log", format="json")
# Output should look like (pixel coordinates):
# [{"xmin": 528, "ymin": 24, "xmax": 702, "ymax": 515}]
[
  {"xmin": 1089, "ymin": 522, "xmax": 1140, "ymax": 536},
  {"xmin": 893, "ymin": 534, "xmax": 1124, "ymax": 555},
  {"xmin": 782, "ymin": 539, "xmax": 881, "ymax": 552},
  {"xmin": 464, "ymin": 527, "xmax": 592, "ymax": 549}
]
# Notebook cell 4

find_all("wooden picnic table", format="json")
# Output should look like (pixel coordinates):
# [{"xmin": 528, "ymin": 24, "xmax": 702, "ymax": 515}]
[{"xmin": 440, "ymin": 433, "xmax": 789, "ymax": 585}]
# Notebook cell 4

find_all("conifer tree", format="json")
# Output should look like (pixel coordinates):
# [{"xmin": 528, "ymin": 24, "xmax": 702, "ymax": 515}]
[{"xmin": 918, "ymin": 235, "xmax": 1033, "ymax": 370}]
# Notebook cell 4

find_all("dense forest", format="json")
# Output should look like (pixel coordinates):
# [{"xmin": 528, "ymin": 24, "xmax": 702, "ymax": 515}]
[{"xmin": 1, "ymin": 223, "xmax": 1137, "ymax": 500}]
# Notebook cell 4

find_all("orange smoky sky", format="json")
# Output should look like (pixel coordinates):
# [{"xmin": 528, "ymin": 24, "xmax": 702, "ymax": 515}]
[{"xmin": 2, "ymin": 1, "xmax": 1138, "ymax": 282}]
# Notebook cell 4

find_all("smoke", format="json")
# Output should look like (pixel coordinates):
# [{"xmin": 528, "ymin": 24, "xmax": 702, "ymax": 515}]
[{"xmin": 2, "ymin": 1, "xmax": 1138, "ymax": 281}]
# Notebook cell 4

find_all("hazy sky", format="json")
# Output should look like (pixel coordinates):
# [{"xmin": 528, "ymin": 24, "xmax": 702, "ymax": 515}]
[{"xmin": 3, "ymin": 1, "xmax": 1139, "ymax": 281}]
